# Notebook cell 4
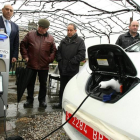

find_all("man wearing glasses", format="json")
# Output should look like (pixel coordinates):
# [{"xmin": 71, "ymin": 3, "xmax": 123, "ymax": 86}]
[
  {"xmin": 20, "ymin": 19, "xmax": 56, "ymax": 108},
  {"xmin": 54, "ymin": 23, "xmax": 86, "ymax": 109}
]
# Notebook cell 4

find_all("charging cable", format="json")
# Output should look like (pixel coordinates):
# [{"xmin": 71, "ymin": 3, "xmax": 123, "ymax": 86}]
[
  {"xmin": 0, "ymin": 95, "xmax": 8, "ymax": 139},
  {"xmin": 41, "ymin": 85, "xmax": 100, "ymax": 140}
]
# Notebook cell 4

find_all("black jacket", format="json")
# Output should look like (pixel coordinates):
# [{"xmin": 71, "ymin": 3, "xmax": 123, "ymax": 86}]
[
  {"xmin": 116, "ymin": 31, "xmax": 140, "ymax": 49},
  {"xmin": 56, "ymin": 33, "xmax": 86, "ymax": 76}
]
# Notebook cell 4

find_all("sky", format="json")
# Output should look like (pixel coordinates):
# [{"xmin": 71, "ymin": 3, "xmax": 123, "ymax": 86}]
[
  {"xmin": 0, "ymin": 0, "xmax": 140, "ymax": 49},
  {"xmin": 133, "ymin": 0, "xmax": 140, "ymax": 6}
]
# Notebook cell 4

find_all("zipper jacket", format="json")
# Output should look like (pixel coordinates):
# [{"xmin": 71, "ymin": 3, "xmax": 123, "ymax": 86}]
[
  {"xmin": 56, "ymin": 33, "xmax": 86, "ymax": 76},
  {"xmin": 20, "ymin": 30, "xmax": 56, "ymax": 70},
  {"xmin": 116, "ymin": 31, "xmax": 140, "ymax": 49}
]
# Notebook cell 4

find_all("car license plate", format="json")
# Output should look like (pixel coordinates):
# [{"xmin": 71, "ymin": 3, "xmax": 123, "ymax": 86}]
[{"xmin": 66, "ymin": 111, "xmax": 111, "ymax": 140}]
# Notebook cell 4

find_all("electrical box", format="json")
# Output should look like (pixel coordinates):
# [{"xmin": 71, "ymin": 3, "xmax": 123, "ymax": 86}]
[{"xmin": 0, "ymin": 33, "xmax": 9, "ymax": 117}]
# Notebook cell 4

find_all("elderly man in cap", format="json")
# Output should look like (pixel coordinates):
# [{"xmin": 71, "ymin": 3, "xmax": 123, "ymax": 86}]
[{"xmin": 20, "ymin": 19, "xmax": 56, "ymax": 108}]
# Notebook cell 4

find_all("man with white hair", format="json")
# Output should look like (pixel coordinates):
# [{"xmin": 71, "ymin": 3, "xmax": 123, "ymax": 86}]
[
  {"xmin": 0, "ymin": 4, "xmax": 19, "ymax": 69},
  {"xmin": 116, "ymin": 20, "xmax": 140, "ymax": 49}
]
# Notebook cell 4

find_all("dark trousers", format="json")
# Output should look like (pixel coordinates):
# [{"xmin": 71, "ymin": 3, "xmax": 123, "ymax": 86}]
[
  {"xmin": 27, "ymin": 69, "xmax": 48, "ymax": 103},
  {"xmin": 59, "ymin": 75, "xmax": 73, "ymax": 105}
]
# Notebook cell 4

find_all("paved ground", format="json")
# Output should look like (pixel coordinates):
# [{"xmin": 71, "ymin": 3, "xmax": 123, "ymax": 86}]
[
  {"xmin": 7, "ymin": 75, "xmax": 60, "ymax": 118},
  {"xmin": 0, "ymin": 73, "xmax": 63, "ymax": 139}
]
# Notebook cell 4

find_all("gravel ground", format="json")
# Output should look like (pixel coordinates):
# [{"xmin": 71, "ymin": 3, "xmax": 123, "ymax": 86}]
[
  {"xmin": 0, "ymin": 82, "xmax": 71, "ymax": 140},
  {"xmin": 0, "ymin": 75, "xmax": 71, "ymax": 140},
  {"xmin": 0, "ymin": 111, "xmax": 71, "ymax": 140}
]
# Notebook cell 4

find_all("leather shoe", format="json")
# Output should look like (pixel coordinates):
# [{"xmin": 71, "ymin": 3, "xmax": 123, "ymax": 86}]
[
  {"xmin": 52, "ymin": 103, "xmax": 62, "ymax": 109},
  {"xmin": 23, "ymin": 101, "xmax": 33, "ymax": 108},
  {"xmin": 39, "ymin": 102, "xmax": 47, "ymax": 108}
]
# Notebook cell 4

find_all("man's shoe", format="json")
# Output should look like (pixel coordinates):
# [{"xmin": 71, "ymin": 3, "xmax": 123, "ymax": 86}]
[
  {"xmin": 23, "ymin": 101, "xmax": 33, "ymax": 108},
  {"xmin": 39, "ymin": 102, "xmax": 47, "ymax": 108},
  {"xmin": 52, "ymin": 103, "xmax": 62, "ymax": 109}
]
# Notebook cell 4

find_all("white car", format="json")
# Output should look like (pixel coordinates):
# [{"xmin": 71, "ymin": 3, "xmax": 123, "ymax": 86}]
[{"xmin": 62, "ymin": 42, "xmax": 140, "ymax": 140}]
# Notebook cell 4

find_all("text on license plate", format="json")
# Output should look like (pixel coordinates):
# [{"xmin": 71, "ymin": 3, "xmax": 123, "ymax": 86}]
[{"xmin": 66, "ymin": 111, "xmax": 111, "ymax": 140}]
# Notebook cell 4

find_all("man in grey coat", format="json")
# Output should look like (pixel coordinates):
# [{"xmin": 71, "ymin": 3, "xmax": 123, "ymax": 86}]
[{"xmin": 54, "ymin": 23, "xmax": 86, "ymax": 109}]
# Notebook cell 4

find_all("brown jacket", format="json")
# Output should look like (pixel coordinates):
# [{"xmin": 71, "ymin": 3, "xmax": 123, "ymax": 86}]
[{"xmin": 20, "ymin": 31, "xmax": 56, "ymax": 70}]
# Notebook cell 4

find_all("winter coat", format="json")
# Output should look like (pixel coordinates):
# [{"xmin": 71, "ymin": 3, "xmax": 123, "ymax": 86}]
[
  {"xmin": 56, "ymin": 33, "xmax": 86, "ymax": 76},
  {"xmin": 116, "ymin": 31, "xmax": 140, "ymax": 49},
  {"xmin": 20, "ymin": 31, "xmax": 56, "ymax": 70}
]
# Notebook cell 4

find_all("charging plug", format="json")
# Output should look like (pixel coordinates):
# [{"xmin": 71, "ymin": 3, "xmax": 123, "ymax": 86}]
[{"xmin": 99, "ymin": 79, "xmax": 123, "ymax": 92}]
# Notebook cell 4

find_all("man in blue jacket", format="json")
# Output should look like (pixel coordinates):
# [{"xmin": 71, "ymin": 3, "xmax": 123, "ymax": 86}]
[
  {"xmin": 0, "ymin": 4, "xmax": 19, "ymax": 69},
  {"xmin": 54, "ymin": 23, "xmax": 86, "ymax": 109}
]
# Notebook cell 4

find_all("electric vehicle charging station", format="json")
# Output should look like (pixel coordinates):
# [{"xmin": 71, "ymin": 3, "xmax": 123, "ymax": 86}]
[{"xmin": 0, "ymin": 32, "xmax": 9, "ymax": 117}]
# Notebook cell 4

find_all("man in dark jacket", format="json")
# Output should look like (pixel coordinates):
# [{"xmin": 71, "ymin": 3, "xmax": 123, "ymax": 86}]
[
  {"xmin": 0, "ymin": 4, "xmax": 19, "ymax": 69},
  {"xmin": 20, "ymin": 19, "xmax": 56, "ymax": 108},
  {"xmin": 54, "ymin": 23, "xmax": 86, "ymax": 109},
  {"xmin": 116, "ymin": 20, "xmax": 140, "ymax": 49}
]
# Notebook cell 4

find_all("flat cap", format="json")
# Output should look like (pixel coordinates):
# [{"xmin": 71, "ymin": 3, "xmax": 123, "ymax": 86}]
[{"xmin": 38, "ymin": 19, "xmax": 50, "ymax": 28}]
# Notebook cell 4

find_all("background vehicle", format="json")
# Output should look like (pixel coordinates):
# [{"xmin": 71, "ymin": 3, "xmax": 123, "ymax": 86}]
[{"xmin": 62, "ymin": 42, "xmax": 140, "ymax": 140}]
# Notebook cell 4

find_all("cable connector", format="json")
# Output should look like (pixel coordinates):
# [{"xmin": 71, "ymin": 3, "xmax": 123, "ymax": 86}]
[{"xmin": 99, "ymin": 79, "xmax": 122, "ymax": 92}]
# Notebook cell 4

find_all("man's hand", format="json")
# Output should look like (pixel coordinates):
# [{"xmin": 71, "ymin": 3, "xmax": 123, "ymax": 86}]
[
  {"xmin": 12, "ymin": 57, "xmax": 17, "ymax": 63},
  {"xmin": 25, "ymin": 57, "xmax": 29, "ymax": 62}
]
